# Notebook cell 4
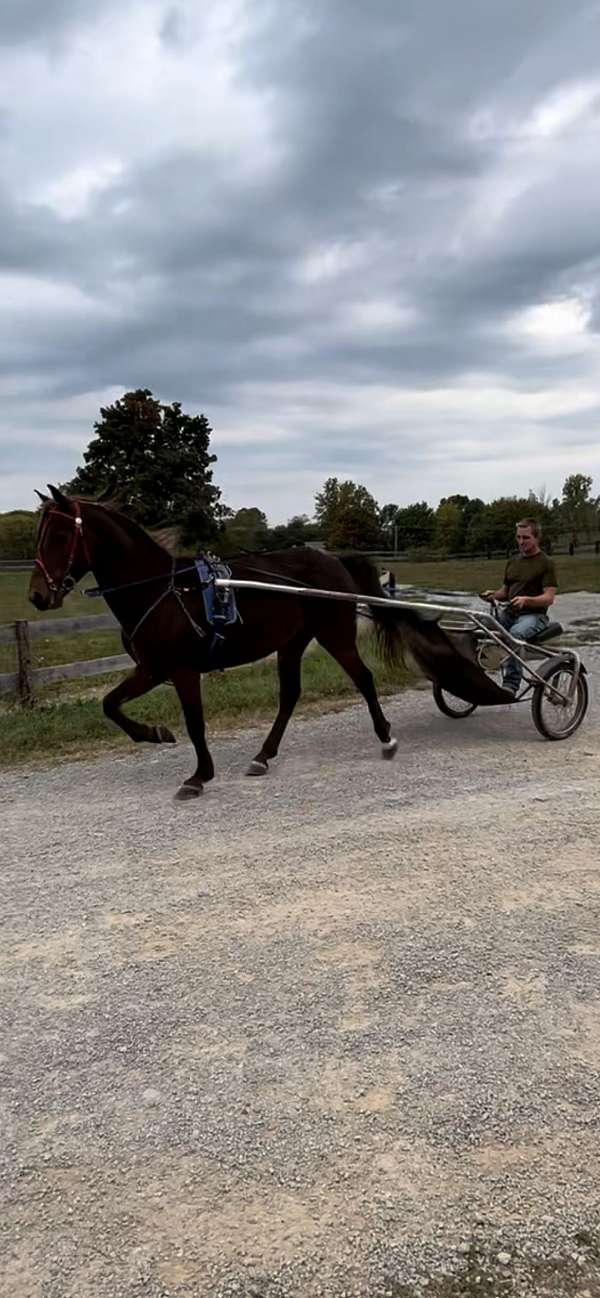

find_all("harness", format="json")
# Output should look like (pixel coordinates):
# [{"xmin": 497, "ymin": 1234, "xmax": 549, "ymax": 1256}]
[
  {"xmin": 36, "ymin": 502, "xmax": 241, "ymax": 661},
  {"xmin": 35, "ymin": 503, "xmax": 91, "ymax": 603},
  {"xmin": 194, "ymin": 556, "xmax": 239, "ymax": 658},
  {"xmin": 116, "ymin": 556, "xmax": 240, "ymax": 661}
]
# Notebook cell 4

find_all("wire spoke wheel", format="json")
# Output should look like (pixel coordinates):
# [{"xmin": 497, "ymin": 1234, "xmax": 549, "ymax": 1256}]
[
  {"xmin": 532, "ymin": 664, "xmax": 589, "ymax": 740},
  {"xmin": 432, "ymin": 684, "xmax": 478, "ymax": 719}
]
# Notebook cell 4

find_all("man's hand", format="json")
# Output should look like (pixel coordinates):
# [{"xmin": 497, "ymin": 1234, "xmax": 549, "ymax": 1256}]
[
  {"xmin": 480, "ymin": 589, "xmax": 496, "ymax": 601},
  {"xmin": 510, "ymin": 596, "xmax": 529, "ymax": 611}
]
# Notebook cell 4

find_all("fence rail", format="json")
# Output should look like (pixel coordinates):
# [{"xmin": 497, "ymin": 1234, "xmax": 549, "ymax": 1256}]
[{"xmin": 0, "ymin": 613, "xmax": 131, "ymax": 706}]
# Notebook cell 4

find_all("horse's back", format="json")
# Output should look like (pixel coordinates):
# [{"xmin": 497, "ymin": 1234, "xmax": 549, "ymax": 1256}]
[{"xmin": 229, "ymin": 548, "xmax": 359, "ymax": 593}]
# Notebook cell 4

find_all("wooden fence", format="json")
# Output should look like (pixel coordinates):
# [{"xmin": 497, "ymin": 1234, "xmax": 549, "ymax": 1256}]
[{"xmin": 0, "ymin": 614, "xmax": 132, "ymax": 707}]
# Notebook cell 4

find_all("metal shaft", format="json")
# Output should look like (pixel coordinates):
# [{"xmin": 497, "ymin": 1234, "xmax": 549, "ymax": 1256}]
[{"xmin": 214, "ymin": 577, "xmax": 485, "ymax": 621}]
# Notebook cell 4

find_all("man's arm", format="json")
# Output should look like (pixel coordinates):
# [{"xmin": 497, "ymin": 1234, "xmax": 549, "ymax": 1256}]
[
  {"xmin": 510, "ymin": 586, "xmax": 557, "ymax": 612},
  {"xmin": 481, "ymin": 583, "xmax": 509, "ymax": 601}
]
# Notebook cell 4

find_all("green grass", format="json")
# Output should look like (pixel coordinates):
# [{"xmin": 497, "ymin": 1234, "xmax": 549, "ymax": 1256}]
[
  {"xmin": 0, "ymin": 570, "xmax": 93, "ymax": 622},
  {"xmin": 0, "ymin": 571, "xmax": 120, "ymax": 676},
  {"xmin": 389, "ymin": 553, "xmax": 600, "ymax": 594},
  {"xmin": 0, "ymin": 640, "xmax": 412, "ymax": 766}
]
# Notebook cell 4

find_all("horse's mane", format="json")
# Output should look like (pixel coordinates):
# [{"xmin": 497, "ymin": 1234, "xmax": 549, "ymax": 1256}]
[{"xmin": 42, "ymin": 495, "xmax": 174, "ymax": 561}]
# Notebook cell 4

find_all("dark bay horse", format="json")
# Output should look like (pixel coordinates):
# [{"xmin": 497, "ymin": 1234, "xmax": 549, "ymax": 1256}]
[{"xmin": 30, "ymin": 486, "xmax": 448, "ymax": 800}]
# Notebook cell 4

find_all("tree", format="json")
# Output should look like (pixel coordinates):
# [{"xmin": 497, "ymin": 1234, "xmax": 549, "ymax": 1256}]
[
  {"xmin": 0, "ymin": 511, "xmax": 38, "ymax": 559},
  {"xmin": 267, "ymin": 515, "xmax": 322, "ymax": 549},
  {"xmin": 63, "ymin": 389, "xmax": 223, "ymax": 545},
  {"xmin": 379, "ymin": 503, "xmax": 400, "ymax": 545},
  {"xmin": 220, "ymin": 507, "xmax": 270, "ymax": 555},
  {"xmin": 465, "ymin": 495, "xmax": 555, "ymax": 553},
  {"xmin": 314, "ymin": 478, "xmax": 383, "ymax": 549},
  {"xmin": 393, "ymin": 501, "xmax": 435, "ymax": 550},
  {"xmin": 435, "ymin": 495, "xmax": 485, "ymax": 553},
  {"xmin": 433, "ymin": 501, "xmax": 463, "ymax": 553},
  {"xmin": 560, "ymin": 473, "xmax": 597, "ymax": 544}
]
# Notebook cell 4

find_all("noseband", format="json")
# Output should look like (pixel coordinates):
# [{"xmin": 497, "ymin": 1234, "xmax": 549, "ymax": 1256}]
[{"xmin": 35, "ymin": 504, "xmax": 90, "ymax": 602}]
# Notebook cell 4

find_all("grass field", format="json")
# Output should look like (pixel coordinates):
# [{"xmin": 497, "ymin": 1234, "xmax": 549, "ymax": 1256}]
[
  {"xmin": 0, "ymin": 639, "xmax": 413, "ymax": 765},
  {"xmin": 389, "ymin": 553, "xmax": 600, "ymax": 595},
  {"xmin": 2, "ymin": 553, "xmax": 598, "ymax": 765}
]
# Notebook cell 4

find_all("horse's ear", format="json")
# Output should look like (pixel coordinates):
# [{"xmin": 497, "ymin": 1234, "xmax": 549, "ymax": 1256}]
[
  {"xmin": 47, "ymin": 484, "xmax": 72, "ymax": 510},
  {"xmin": 35, "ymin": 489, "xmax": 50, "ymax": 503}
]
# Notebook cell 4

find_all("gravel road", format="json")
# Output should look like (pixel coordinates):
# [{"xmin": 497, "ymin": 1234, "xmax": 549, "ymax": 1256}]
[{"xmin": 2, "ymin": 635, "xmax": 600, "ymax": 1297}]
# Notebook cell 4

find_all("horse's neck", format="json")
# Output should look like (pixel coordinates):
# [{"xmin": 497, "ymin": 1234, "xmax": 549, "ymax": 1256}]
[{"xmin": 84, "ymin": 508, "xmax": 170, "ymax": 589}]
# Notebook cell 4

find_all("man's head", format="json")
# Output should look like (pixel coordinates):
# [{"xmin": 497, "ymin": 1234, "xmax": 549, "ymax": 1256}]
[{"xmin": 515, "ymin": 518, "xmax": 541, "ymax": 556}]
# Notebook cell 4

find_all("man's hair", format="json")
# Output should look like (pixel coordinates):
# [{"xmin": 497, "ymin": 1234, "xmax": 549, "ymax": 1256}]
[{"xmin": 516, "ymin": 517, "xmax": 540, "ymax": 538}]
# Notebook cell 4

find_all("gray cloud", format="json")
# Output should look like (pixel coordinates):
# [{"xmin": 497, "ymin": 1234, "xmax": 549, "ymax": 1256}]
[
  {"xmin": 2, "ymin": 0, "xmax": 600, "ymax": 518},
  {"xmin": 1, "ymin": 0, "xmax": 121, "ymax": 45}
]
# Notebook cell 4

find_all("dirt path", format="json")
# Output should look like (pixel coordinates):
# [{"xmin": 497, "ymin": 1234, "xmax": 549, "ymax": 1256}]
[{"xmin": 2, "ymin": 664, "xmax": 600, "ymax": 1297}]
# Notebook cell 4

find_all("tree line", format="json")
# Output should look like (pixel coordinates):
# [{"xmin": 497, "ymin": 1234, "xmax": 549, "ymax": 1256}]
[{"xmin": 1, "ymin": 389, "xmax": 598, "ymax": 558}]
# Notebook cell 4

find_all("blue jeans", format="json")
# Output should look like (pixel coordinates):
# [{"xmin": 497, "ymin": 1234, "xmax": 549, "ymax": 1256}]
[{"xmin": 497, "ymin": 609, "xmax": 549, "ymax": 692}]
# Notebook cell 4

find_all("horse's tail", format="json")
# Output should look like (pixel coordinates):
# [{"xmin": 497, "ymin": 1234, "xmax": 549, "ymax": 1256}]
[
  {"xmin": 338, "ymin": 553, "xmax": 514, "ymax": 707},
  {"xmin": 337, "ymin": 553, "xmax": 418, "ymax": 668}
]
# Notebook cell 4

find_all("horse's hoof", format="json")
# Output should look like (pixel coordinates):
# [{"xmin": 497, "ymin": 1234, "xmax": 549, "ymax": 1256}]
[
  {"xmin": 155, "ymin": 725, "xmax": 176, "ymax": 744},
  {"xmin": 381, "ymin": 737, "xmax": 398, "ymax": 760},
  {"xmin": 175, "ymin": 782, "xmax": 203, "ymax": 800},
  {"xmin": 246, "ymin": 759, "xmax": 268, "ymax": 777}
]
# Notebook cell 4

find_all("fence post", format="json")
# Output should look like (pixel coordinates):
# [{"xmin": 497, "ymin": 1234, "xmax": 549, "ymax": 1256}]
[{"xmin": 15, "ymin": 620, "xmax": 34, "ymax": 708}]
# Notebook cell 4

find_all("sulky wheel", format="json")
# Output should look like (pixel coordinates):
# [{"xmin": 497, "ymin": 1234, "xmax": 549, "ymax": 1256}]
[
  {"xmin": 432, "ymin": 683, "xmax": 478, "ymax": 719},
  {"xmin": 531, "ymin": 661, "xmax": 589, "ymax": 741}
]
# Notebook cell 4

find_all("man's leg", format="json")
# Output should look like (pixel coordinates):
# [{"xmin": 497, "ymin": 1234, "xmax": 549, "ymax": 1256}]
[{"xmin": 499, "ymin": 612, "xmax": 549, "ymax": 693}]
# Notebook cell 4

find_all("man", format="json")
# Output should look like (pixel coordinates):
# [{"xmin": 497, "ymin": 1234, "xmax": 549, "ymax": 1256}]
[{"xmin": 481, "ymin": 518, "xmax": 558, "ymax": 696}]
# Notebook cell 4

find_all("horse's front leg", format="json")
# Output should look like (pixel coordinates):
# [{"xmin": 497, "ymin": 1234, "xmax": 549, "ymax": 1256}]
[
  {"xmin": 103, "ymin": 666, "xmax": 175, "ymax": 744},
  {"xmin": 171, "ymin": 669, "xmax": 214, "ymax": 800}
]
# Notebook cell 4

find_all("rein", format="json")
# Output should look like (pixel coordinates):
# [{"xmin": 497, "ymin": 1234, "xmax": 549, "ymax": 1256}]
[
  {"xmin": 83, "ymin": 560, "xmax": 310, "ymax": 599},
  {"xmin": 86, "ymin": 559, "xmax": 207, "ymax": 646},
  {"xmin": 83, "ymin": 563, "xmax": 198, "ymax": 599}
]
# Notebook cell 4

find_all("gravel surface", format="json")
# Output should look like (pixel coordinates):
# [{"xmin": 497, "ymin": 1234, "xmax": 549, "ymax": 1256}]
[{"xmin": 2, "ymin": 639, "xmax": 600, "ymax": 1297}]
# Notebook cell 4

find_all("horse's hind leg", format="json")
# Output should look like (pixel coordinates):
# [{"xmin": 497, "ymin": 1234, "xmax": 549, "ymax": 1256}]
[
  {"xmin": 103, "ymin": 666, "xmax": 175, "ymax": 744},
  {"xmin": 316, "ymin": 633, "xmax": 397, "ymax": 760},
  {"xmin": 247, "ymin": 631, "xmax": 312, "ymax": 776}
]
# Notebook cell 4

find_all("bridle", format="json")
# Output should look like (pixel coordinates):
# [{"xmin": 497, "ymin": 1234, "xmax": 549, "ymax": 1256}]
[{"xmin": 35, "ymin": 503, "xmax": 91, "ymax": 603}]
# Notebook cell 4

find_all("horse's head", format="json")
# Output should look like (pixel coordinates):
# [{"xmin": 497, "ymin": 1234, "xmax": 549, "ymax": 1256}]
[{"xmin": 29, "ymin": 485, "xmax": 92, "ymax": 611}]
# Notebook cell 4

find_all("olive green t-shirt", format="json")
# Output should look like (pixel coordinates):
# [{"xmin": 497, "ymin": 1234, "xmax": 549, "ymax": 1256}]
[{"xmin": 503, "ymin": 551, "xmax": 558, "ymax": 600}]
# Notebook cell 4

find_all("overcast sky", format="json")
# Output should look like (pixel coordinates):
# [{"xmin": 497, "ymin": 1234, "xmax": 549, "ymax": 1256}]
[{"xmin": 2, "ymin": 0, "xmax": 600, "ymax": 522}]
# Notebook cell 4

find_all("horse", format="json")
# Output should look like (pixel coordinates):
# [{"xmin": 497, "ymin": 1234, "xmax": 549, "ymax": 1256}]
[{"xmin": 29, "ymin": 486, "xmax": 487, "ymax": 800}]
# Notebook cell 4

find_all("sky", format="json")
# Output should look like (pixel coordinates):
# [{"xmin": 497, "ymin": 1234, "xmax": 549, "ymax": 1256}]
[{"xmin": 2, "ymin": 0, "xmax": 600, "ymax": 523}]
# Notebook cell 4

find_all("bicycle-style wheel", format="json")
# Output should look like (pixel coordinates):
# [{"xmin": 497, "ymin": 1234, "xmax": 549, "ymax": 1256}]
[{"xmin": 532, "ymin": 663, "xmax": 589, "ymax": 740}]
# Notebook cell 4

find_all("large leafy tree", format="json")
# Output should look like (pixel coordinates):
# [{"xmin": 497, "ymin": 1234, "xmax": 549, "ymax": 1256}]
[
  {"xmin": 393, "ymin": 501, "xmax": 435, "ymax": 549},
  {"xmin": 267, "ymin": 514, "xmax": 322, "ymax": 549},
  {"xmin": 433, "ymin": 500, "xmax": 463, "ymax": 552},
  {"xmin": 220, "ymin": 507, "xmax": 270, "ymax": 555},
  {"xmin": 314, "ymin": 477, "xmax": 383, "ymax": 549},
  {"xmin": 63, "ymin": 389, "xmax": 223, "ymax": 545},
  {"xmin": 466, "ymin": 495, "xmax": 556, "ymax": 553},
  {"xmin": 0, "ymin": 511, "xmax": 38, "ymax": 559},
  {"xmin": 560, "ymin": 473, "xmax": 597, "ymax": 543},
  {"xmin": 379, "ymin": 503, "xmax": 400, "ymax": 543},
  {"xmin": 435, "ymin": 495, "xmax": 485, "ymax": 553}
]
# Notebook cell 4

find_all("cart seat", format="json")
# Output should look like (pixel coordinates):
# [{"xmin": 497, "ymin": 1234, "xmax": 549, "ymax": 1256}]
[{"xmin": 532, "ymin": 620, "xmax": 563, "ymax": 643}]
